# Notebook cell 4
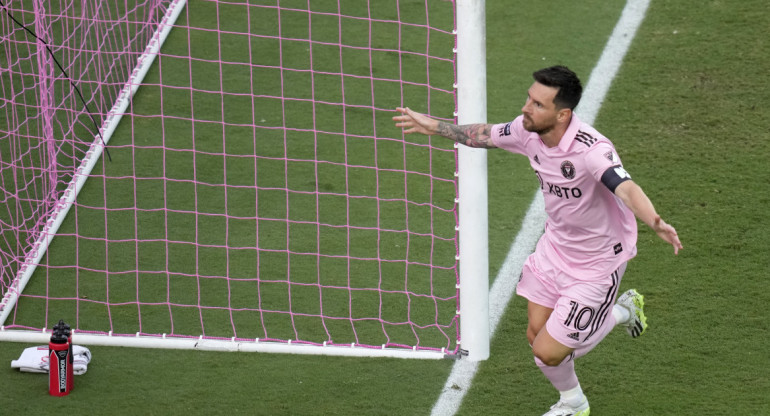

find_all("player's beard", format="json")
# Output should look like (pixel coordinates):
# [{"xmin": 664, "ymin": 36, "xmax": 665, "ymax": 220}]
[{"xmin": 522, "ymin": 116, "xmax": 555, "ymax": 136}]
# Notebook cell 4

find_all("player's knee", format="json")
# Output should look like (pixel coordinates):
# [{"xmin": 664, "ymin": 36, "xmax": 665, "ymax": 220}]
[
  {"xmin": 526, "ymin": 325, "xmax": 539, "ymax": 346},
  {"xmin": 533, "ymin": 348, "xmax": 566, "ymax": 367}
]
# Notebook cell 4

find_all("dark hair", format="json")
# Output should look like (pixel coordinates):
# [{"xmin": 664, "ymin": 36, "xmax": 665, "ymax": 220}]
[{"xmin": 532, "ymin": 66, "xmax": 582, "ymax": 110}]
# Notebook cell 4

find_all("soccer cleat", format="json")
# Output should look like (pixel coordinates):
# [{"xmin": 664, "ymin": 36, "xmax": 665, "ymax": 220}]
[
  {"xmin": 542, "ymin": 399, "xmax": 590, "ymax": 416},
  {"xmin": 616, "ymin": 289, "xmax": 647, "ymax": 338}
]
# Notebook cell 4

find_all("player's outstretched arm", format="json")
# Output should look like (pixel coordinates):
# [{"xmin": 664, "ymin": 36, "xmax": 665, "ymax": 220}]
[
  {"xmin": 615, "ymin": 180, "xmax": 683, "ymax": 254},
  {"xmin": 393, "ymin": 107, "xmax": 497, "ymax": 149}
]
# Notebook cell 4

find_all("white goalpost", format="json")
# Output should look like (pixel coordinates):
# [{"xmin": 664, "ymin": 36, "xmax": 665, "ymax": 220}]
[
  {"xmin": 0, "ymin": 0, "xmax": 489, "ymax": 360},
  {"xmin": 455, "ymin": 0, "xmax": 489, "ymax": 361}
]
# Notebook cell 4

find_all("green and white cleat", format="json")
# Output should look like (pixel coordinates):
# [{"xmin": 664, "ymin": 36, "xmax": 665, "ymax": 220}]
[
  {"xmin": 542, "ymin": 399, "xmax": 590, "ymax": 416},
  {"xmin": 616, "ymin": 289, "xmax": 647, "ymax": 338}
]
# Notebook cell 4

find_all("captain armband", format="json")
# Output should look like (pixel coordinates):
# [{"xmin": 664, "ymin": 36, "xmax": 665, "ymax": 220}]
[{"xmin": 600, "ymin": 166, "xmax": 632, "ymax": 193}]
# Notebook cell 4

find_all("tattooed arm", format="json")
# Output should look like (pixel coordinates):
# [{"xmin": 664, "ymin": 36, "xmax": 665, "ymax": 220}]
[{"xmin": 393, "ymin": 107, "xmax": 498, "ymax": 149}]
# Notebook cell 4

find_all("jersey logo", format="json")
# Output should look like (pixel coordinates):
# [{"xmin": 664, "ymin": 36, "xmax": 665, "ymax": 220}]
[
  {"xmin": 575, "ymin": 131, "xmax": 597, "ymax": 147},
  {"xmin": 604, "ymin": 151, "xmax": 616, "ymax": 162},
  {"xmin": 533, "ymin": 154, "xmax": 540, "ymax": 165},
  {"xmin": 614, "ymin": 243, "xmax": 623, "ymax": 255},
  {"xmin": 560, "ymin": 160, "xmax": 576, "ymax": 179},
  {"xmin": 535, "ymin": 171, "xmax": 583, "ymax": 199},
  {"xmin": 567, "ymin": 332, "xmax": 580, "ymax": 341},
  {"xmin": 498, "ymin": 121, "xmax": 512, "ymax": 136}
]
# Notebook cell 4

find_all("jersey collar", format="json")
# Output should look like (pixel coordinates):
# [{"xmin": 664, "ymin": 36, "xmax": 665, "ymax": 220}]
[{"xmin": 557, "ymin": 113, "xmax": 582, "ymax": 152}]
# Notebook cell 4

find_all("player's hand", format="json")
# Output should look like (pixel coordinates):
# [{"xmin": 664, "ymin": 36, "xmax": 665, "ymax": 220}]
[
  {"xmin": 653, "ymin": 216, "xmax": 682, "ymax": 255},
  {"xmin": 393, "ymin": 107, "xmax": 439, "ymax": 136}
]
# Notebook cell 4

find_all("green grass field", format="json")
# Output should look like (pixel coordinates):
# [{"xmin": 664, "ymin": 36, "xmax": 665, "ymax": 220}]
[{"xmin": 2, "ymin": 0, "xmax": 769, "ymax": 414}]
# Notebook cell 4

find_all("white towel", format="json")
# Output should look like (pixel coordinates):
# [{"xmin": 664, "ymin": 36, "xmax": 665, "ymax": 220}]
[{"xmin": 11, "ymin": 345, "xmax": 92, "ymax": 375}]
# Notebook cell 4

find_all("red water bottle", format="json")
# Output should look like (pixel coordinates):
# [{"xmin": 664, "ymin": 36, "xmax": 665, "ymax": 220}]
[
  {"xmin": 49, "ymin": 321, "xmax": 71, "ymax": 396},
  {"xmin": 62, "ymin": 322, "xmax": 74, "ymax": 391}
]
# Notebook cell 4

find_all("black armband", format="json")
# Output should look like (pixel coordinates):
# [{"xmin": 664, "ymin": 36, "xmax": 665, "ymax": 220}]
[{"xmin": 601, "ymin": 166, "xmax": 632, "ymax": 193}]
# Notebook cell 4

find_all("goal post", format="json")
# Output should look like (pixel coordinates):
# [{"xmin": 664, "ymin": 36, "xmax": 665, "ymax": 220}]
[
  {"xmin": 456, "ymin": 0, "xmax": 490, "ymax": 361},
  {"xmin": 0, "ymin": 0, "xmax": 490, "ymax": 360}
]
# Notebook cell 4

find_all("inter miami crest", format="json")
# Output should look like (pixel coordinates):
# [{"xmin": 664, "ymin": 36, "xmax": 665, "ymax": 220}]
[{"xmin": 560, "ymin": 160, "xmax": 576, "ymax": 179}]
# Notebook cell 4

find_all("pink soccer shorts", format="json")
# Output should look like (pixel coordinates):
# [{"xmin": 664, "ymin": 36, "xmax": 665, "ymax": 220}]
[{"xmin": 517, "ymin": 252, "xmax": 627, "ymax": 349}]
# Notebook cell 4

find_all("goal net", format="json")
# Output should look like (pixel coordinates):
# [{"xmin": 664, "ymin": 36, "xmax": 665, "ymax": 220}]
[{"xmin": 0, "ymin": 0, "xmax": 464, "ymax": 358}]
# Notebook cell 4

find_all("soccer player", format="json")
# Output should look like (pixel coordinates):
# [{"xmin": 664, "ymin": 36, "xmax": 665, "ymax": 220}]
[{"xmin": 393, "ymin": 65, "xmax": 682, "ymax": 415}]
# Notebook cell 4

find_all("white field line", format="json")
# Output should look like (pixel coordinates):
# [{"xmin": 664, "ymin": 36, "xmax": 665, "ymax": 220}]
[{"xmin": 431, "ymin": 0, "xmax": 651, "ymax": 414}]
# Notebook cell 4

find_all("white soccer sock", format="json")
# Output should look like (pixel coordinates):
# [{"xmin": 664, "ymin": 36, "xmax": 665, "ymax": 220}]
[
  {"xmin": 560, "ymin": 384, "xmax": 587, "ymax": 407},
  {"xmin": 612, "ymin": 303, "xmax": 631, "ymax": 325}
]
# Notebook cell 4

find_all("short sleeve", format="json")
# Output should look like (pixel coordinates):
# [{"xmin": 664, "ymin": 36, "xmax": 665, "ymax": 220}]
[
  {"xmin": 490, "ymin": 116, "xmax": 528, "ymax": 155},
  {"xmin": 584, "ymin": 142, "xmax": 622, "ymax": 181}
]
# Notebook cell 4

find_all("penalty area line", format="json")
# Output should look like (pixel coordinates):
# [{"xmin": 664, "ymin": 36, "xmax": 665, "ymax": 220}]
[{"xmin": 430, "ymin": 0, "xmax": 651, "ymax": 414}]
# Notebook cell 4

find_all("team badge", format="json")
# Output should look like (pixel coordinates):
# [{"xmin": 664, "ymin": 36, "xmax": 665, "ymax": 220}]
[
  {"xmin": 604, "ymin": 151, "xmax": 615, "ymax": 162},
  {"xmin": 560, "ymin": 160, "xmax": 576, "ymax": 179},
  {"xmin": 533, "ymin": 154, "xmax": 540, "ymax": 165}
]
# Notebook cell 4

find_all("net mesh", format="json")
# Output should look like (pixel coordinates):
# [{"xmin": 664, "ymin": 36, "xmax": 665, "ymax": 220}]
[{"xmin": 1, "ymin": 0, "xmax": 459, "ymax": 355}]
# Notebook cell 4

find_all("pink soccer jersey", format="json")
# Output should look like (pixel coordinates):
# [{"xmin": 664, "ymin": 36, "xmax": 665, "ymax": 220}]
[{"xmin": 491, "ymin": 114, "xmax": 638, "ymax": 279}]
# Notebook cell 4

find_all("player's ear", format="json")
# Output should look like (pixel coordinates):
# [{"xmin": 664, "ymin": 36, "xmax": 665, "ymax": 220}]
[{"xmin": 557, "ymin": 108, "xmax": 572, "ymax": 123}]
